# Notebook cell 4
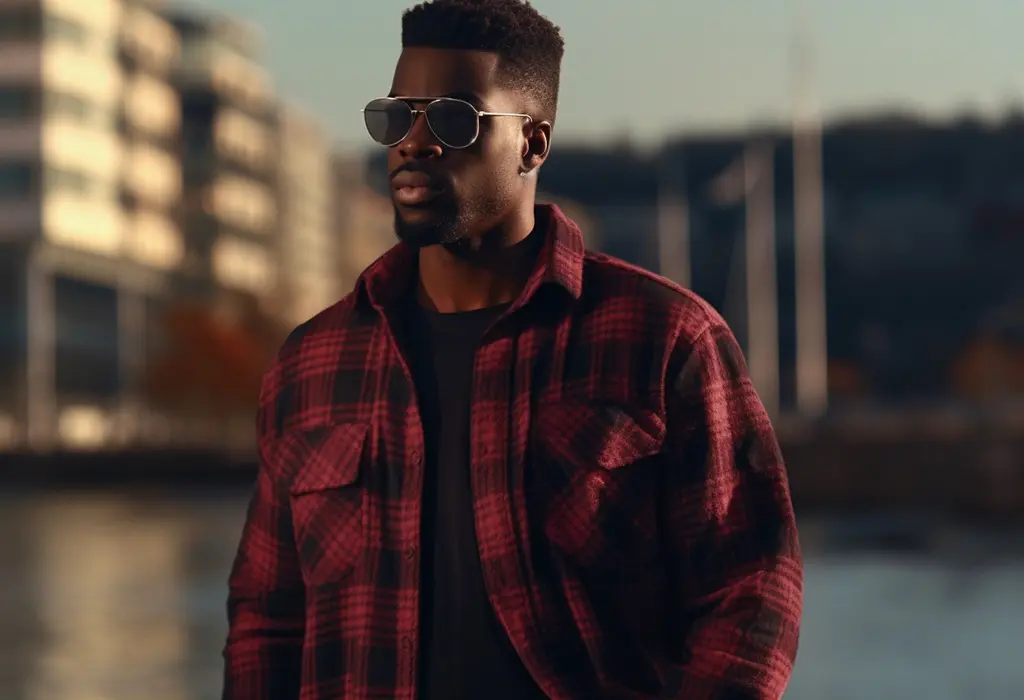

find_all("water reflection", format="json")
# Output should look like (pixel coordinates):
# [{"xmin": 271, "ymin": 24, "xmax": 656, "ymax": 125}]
[
  {"xmin": 27, "ymin": 497, "xmax": 193, "ymax": 700},
  {"xmin": 790, "ymin": 556, "xmax": 1024, "ymax": 700},
  {"xmin": 0, "ymin": 491, "xmax": 246, "ymax": 700},
  {"xmin": 0, "ymin": 491, "xmax": 1022, "ymax": 700}
]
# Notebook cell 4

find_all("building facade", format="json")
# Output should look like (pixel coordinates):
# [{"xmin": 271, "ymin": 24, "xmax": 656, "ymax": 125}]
[
  {"xmin": 0, "ymin": 0, "xmax": 182, "ymax": 450},
  {"xmin": 277, "ymin": 105, "xmax": 337, "ymax": 325},
  {"xmin": 332, "ymin": 155, "xmax": 393, "ymax": 295},
  {"xmin": 166, "ymin": 9, "xmax": 278, "ymax": 312}
]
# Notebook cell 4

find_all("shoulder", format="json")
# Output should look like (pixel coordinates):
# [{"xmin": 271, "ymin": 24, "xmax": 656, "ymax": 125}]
[
  {"xmin": 580, "ymin": 250, "xmax": 728, "ymax": 350},
  {"xmin": 258, "ymin": 291, "xmax": 380, "ymax": 434},
  {"xmin": 276, "ymin": 292, "xmax": 366, "ymax": 370}
]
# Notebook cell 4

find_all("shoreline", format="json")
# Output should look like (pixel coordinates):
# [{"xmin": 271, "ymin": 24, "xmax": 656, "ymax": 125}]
[{"xmin": 1, "ymin": 433, "xmax": 1022, "ymax": 526}]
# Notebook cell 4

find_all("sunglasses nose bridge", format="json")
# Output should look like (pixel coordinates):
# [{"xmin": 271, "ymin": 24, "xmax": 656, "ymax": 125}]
[
  {"xmin": 398, "ymin": 107, "xmax": 444, "ymax": 157},
  {"xmin": 403, "ymin": 105, "xmax": 436, "ymax": 142}
]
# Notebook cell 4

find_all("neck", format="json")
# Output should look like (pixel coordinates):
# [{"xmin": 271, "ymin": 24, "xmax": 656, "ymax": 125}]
[{"xmin": 416, "ymin": 205, "xmax": 540, "ymax": 313}]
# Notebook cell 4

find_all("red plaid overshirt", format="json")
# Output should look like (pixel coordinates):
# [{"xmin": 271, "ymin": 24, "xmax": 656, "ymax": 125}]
[{"xmin": 223, "ymin": 204, "xmax": 802, "ymax": 699}]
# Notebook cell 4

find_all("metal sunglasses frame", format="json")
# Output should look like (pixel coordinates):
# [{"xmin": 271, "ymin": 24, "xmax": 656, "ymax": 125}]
[{"xmin": 362, "ymin": 96, "xmax": 532, "ymax": 149}]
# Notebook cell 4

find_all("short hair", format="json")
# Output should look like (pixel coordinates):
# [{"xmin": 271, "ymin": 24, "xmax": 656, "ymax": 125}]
[{"xmin": 401, "ymin": 0, "xmax": 564, "ymax": 123}]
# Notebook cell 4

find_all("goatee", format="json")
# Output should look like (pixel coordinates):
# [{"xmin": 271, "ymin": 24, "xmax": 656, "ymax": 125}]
[{"xmin": 393, "ymin": 205, "xmax": 464, "ymax": 248}]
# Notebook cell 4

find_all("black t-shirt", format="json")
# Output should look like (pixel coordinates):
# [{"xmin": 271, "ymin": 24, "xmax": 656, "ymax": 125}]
[{"xmin": 401, "ymin": 300, "xmax": 547, "ymax": 700}]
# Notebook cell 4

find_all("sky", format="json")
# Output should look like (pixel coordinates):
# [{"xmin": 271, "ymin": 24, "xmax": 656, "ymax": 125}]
[{"xmin": 196, "ymin": 0, "xmax": 1024, "ymax": 154}]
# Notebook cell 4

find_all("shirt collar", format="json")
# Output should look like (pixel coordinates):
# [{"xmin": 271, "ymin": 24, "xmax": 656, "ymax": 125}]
[{"xmin": 355, "ymin": 202, "xmax": 585, "ymax": 312}]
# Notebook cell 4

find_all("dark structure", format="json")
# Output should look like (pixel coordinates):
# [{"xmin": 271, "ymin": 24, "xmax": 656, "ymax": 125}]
[{"xmin": 372, "ymin": 114, "xmax": 1024, "ymax": 406}]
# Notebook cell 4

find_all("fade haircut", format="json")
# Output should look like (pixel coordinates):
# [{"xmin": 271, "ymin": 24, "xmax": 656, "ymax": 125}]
[{"xmin": 401, "ymin": 0, "xmax": 564, "ymax": 123}]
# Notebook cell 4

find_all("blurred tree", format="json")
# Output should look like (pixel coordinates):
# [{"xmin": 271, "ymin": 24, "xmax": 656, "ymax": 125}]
[
  {"xmin": 827, "ymin": 359, "xmax": 870, "ymax": 399},
  {"xmin": 949, "ymin": 334, "xmax": 1024, "ymax": 399},
  {"xmin": 143, "ymin": 294, "xmax": 286, "ymax": 415}
]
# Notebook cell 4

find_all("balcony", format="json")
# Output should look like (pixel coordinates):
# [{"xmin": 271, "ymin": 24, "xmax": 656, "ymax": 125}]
[
  {"xmin": 212, "ymin": 106, "xmax": 274, "ymax": 174},
  {"xmin": 200, "ymin": 174, "xmax": 276, "ymax": 236},
  {"xmin": 45, "ymin": 0, "xmax": 122, "ymax": 34},
  {"xmin": 42, "ymin": 194, "xmax": 125, "ymax": 257},
  {"xmin": 119, "ymin": 5, "xmax": 178, "ymax": 76},
  {"xmin": 122, "ymin": 74, "xmax": 179, "ymax": 139},
  {"xmin": 123, "ymin": 142, "xmax": 181, "ymax": 209},
  {"xmin": 42, "ymin": 42, "xmax": 122, "ymax": 106},
  {"xmin": 41, "ymin": 118, "xmax": 123, "ymax": 184},
  {"xmin": 210, "ymin": 234, "xmax": 273, "ymax": 296},
  {"xmin": 124, "ymin": 210, "xmax": 183, "ymax": 270},
  {"xmin": 177, "ymin": 40, "xmax": 272, "ymax": 115}
]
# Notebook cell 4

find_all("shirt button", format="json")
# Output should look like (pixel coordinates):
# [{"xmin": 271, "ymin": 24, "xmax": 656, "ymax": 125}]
[
  {"xmin": 401, "ymin": 635, "xmax": 413, "ymax": 651},
  {"xmin": 405, "ymin": 546, "xmax": 416, "ymax": 560},
  {"xmin": 409, "ymin": 449, "xmax": 421, "ymax": 465}
]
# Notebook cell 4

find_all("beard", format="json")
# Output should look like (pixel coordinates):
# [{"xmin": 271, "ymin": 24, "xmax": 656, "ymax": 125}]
[{"xmin": 392, "ymin": 198, "xmax": 466, "ymax": 248}]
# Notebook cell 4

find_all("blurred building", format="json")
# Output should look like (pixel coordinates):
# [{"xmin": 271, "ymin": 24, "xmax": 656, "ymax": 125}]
[
  {"xmin": 372, "ymin": 118, "xmax": 1024, "ymax": 408},
  {"xmin": 661, "ymin": 116, "xmax": 1024, "ymax": 406},
  {"xmin": 537, "ymin": 145, "xmax": 660, "ymax": 268},
  {"xmin": 0, "ymin": 0, "xmax": 183, "ymax": 450},
  {"xmin": 277, "ymin": 105, "xmax": 338, "ymax": 325},
  {"xmin": 332, "ymin": 155, "xmax": 393, "ymax": 294},
  {"xmin": 537, "ymin": 192, "xmax": 598, "ymax": 248},
  {"xmin": 165, "ymin": 9, "xmax": 278, "ymax": 312}
]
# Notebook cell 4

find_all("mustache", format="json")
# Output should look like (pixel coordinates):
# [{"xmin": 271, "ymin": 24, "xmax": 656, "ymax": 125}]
[{"xmin": 388, "ymin": 163, "xmax": 452, "ymax": 188}]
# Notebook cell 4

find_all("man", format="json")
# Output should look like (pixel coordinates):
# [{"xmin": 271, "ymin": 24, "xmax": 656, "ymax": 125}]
[{"xmin": 223, "ymin": 0, "xmax": 802, "ymax": 698}]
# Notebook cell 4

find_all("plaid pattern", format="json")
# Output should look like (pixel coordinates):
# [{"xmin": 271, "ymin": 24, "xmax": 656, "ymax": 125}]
[{"xmin": 223, "ymin": 204, "xmax": 802, "ymax": 699}]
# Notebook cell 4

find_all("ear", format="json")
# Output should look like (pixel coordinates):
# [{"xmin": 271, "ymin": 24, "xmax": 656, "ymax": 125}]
[{"xmin": 521, "ymin": 120, "xmax": 551, "ymax": 173}]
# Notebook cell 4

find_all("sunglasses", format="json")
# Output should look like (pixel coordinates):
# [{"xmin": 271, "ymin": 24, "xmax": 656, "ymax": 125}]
[{"xmin": 362, "ymin": 96, "xmax": 531, "ymax": 149}]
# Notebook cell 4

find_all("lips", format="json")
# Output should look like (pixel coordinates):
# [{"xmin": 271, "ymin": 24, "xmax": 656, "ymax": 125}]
[{"xmin": 391, "ymin": 171, "xmax": 443, "ymax": 206}]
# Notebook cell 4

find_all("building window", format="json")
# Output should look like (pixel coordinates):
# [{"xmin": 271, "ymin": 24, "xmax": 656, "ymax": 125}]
[
  {"xmin": 0, "ymin": 11, "xmax": 89, "ymax": 45},
  {"xmin": 54, "ymin": 275, "xmax": 120, "ymax": 398},
  {"xmin": 0, "ymin": 164, "xmax": 34, "ymax": 199},
  {"xmin": 0, "ymin": 88, "xmax": 35, "ymax": 120},
  {"xmin": 43, "ymin": 167, "xmax": 92, "ymax": 195},
  {"xmin": 0, "ymin": 10, "xmax": 39, "ymax": 40},
  {"xmin": 0, "ymin": 261, "xmax": 24, "ymax": 376},
  {"xmin": 43, "ymin": 14, "xmax": 89, "ymax": 46}
]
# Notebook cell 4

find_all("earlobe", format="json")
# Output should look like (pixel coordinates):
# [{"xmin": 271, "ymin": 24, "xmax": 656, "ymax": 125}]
[{"xmin": 523, "ymin": 152, "xmax": 544, "ymax": 172}]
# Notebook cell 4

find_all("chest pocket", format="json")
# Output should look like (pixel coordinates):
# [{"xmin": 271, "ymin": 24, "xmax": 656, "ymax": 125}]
[
  {"xmin": 531, "ymin": 400, "xmax": 665, "ymax": 572},
  {"xmin": 284, "ymin": 422, "xmax": 370, "ymax": 588}
]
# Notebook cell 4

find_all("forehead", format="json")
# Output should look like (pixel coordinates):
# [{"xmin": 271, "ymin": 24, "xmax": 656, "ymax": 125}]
[{"xmin": 391, "ymin": 47, "xmax": 504, "ymax": 103}]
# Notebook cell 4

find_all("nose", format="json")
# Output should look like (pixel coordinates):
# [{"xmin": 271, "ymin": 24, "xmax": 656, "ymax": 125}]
[{"xmin": 397, "ymin": 111, "xmax": 443, "ymax": 160}]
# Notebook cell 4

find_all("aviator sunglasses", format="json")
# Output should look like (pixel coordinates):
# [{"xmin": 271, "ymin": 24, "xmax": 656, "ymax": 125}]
[{"xmin": 362, "ymin": 96, "xmax": 531, "ymax": 149}]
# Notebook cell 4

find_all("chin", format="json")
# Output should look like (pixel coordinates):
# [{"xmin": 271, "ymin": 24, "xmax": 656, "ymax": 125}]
[
  {"xmin": 393, "ymin": 210, "xmax": 445, "ymax": 247},
  {"xmin": 395, "ymin": 203, "xmax": 440, "ymax": 224},
  {"xmin": 393, "ymin": 203, "xmax": 462, "ymax": 247}
]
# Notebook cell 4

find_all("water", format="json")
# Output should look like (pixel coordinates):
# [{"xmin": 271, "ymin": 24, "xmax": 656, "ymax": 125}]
[{"xmin": 0, "ymin": 490, "xmax": 1021, "ymax": 700}]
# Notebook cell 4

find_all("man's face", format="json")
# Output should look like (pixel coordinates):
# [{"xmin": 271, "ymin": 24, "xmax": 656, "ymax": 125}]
[{"xmin": 387, "ymin": 47, "xmax": 529, "ymax": 248}]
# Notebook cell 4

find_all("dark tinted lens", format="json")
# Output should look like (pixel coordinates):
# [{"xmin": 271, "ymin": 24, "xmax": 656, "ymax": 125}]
[
  {"xmin": 425, "ymin": 99, "xmax": 480, "ymax": 148},
  {"xmin": 364, "ymin": 98, "xmax": 412, "ymax": 146}
]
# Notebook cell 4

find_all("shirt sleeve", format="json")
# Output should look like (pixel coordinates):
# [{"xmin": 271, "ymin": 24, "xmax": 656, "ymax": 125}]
[
  {"xmin": 659, "ymin": 321, "xmax": 803, "ymax": 700},
  {"xmin": 222, "ymin": 367, "xmax": 306, "ymax": 700}
]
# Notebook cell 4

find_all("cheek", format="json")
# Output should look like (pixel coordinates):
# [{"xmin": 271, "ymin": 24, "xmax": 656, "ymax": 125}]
[
  {"xmin": 483, "ymin": 134, "xmax": 524, "ymax": 189},
  {"xmin": 452, "ymin": 150, "xmax": 518, "ymax": 200},
  {"xmin": 469, "ymin": 160, "xmax": 519, "ymax": 208},
  {"xmin": 447, "ymin": 127, "xmax": 523, "ymax": 208}
]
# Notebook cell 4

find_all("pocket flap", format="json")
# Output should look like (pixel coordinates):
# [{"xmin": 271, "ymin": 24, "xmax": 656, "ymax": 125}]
[
  {"xmin": 286, "ymin": 422, "xmax": 370, "ymax": 495},
  {"xmin": 536, "ymin": 400, "xmax": 664, "ymax": 469}
]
